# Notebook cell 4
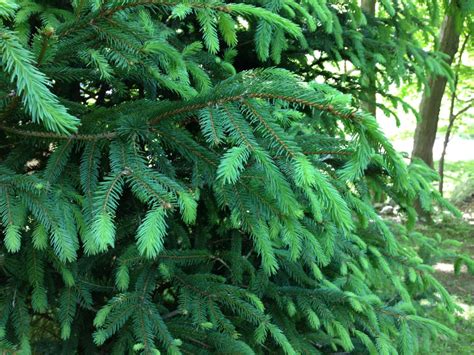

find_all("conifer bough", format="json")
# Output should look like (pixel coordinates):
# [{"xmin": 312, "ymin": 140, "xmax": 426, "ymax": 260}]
[{"xmin": 0, "ymin": 1, "xmax": 471, "ymax": 354}]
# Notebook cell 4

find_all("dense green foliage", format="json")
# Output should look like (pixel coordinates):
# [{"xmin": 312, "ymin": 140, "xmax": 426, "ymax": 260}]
[{"xmin": 0, "ymin": 1, "xmax": 472, "ymax": 354}]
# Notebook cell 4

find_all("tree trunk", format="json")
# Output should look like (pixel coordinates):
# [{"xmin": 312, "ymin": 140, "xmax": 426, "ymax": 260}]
[
  {"xmin": 361, "ymin": 0, "xmax": 377, "ymax": 116},
  {"xmin": 412, "ymin": 10, "xmax": 461, "ymax": 168}
]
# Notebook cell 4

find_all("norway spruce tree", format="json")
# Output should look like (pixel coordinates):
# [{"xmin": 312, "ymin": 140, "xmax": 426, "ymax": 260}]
[{"xmin": 0, "ymin": 1, "xmax": 472, "ymax": 354}]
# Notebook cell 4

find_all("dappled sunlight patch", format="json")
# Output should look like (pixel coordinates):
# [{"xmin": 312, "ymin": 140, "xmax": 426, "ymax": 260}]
[
  {"xmin": 462, "ymin": 211, "xmax": 474, "ymax": 224},
  {"xmin": 455, "ymin": 300, "xmax": 474, "ymax": 320},
  {"xmin": 434, "ymin": 262, "xmax": 468, "ymax": 274}
]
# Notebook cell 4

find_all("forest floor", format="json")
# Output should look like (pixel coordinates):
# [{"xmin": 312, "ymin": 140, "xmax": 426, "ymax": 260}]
[
  {"xmin": 378, "ymin": 94, "xmax": 474, "ymax": 353},
  {"xmin": 424, "ymin": 161, "xmax": 474, "ymax": 354},
  {"xmin": 429, "ymin": 217, "xmax": 474, "ymax": 354}
]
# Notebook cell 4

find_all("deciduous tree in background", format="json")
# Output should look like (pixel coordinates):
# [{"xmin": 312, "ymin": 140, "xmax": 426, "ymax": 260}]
[{"xmin": 412, "ymin": 1, "xmax": 467, "ymax": 167}]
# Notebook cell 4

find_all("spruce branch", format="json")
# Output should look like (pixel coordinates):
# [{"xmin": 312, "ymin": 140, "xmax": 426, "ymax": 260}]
[
  {"xmin": 0, "ymin": 84, "xmax": 360, "ymax": 141},
  {"xmin": 0, "ymin": 3, "xmax": 466, "ymax": 352},
  {"xmin": 149, "ymin": 92, "xmax": 359, "ymax": 125},
  {"xmin": 0, "ymin": 29, "xmax": 79, "ymax": 134}
]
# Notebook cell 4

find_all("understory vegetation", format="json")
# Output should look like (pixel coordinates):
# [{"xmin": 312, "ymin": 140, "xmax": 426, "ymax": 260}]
[{"xmin": 421, "ymin": 212, "xmax": 474, "ymax": 354}]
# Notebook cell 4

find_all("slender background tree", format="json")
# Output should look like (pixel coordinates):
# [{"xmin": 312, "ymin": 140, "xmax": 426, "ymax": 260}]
[{"xmin": 412, "ymin": 0, "xmax": 471, "ymax": 167}]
